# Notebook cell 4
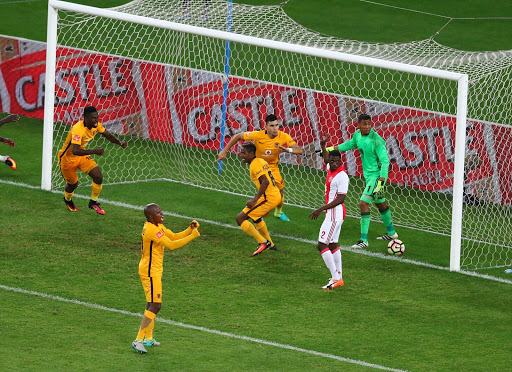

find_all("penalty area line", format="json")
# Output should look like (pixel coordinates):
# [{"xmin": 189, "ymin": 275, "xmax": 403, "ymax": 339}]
[
  {"xmin": 1, "ymin": 179, "xmax": 511, "ymax": 286},
  {"xmin": 0, "ymin": 284, "xmax": 407, "ymax": 372}
]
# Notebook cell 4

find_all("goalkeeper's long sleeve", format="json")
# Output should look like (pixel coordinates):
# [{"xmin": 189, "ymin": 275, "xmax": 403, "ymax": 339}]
[{"xmin": 161, "ymin": 229, "xmax": 200, "ymax": 251}]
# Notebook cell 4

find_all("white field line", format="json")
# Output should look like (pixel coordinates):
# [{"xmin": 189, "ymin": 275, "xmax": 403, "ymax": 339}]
[
  {"xmin": 0, "ymin": 285, "xmax": 405, "ymax": 371},
  {"xmin": 2, "ymin": 179, "xmax": 512, "ymax": 287}
]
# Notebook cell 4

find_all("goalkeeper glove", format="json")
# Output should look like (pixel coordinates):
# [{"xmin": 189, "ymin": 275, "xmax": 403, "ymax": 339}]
[{"xmin": 374, "ymin": 179, "xmax": 385, "ymax": 194}]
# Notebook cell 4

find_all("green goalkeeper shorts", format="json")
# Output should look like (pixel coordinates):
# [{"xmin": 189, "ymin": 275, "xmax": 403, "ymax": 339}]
[{"xmin": 360, "ymin": 176, "xmax": 386, "ymax": 204}]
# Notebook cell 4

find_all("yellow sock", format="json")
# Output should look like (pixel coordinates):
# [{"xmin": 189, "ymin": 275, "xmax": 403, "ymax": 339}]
[
  {"xmin": 91, "ymin": 182, "xmax": 103, "ymax": 201},
  {"xmin": 64, "ymin": 191, "xmax": 74, "ymax": 201},
  {"xmin": 136, "ymin": 309, "xmax": 156, "ymax": 340},
  {"xmin": 275, "ymin": 195, "xmax": 284, "ymax": 215},
  {"xmin": 254, "ymin": 220, "xmax": 273, "ymax": 246},
  {"xmin": 240, "ymin": 220, "xmax": 266, "ymax": 243}
]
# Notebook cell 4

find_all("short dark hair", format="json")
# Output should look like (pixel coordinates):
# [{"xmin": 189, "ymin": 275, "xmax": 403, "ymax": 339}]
[
  {"xmin": 265, "ymin": 114, "xmax": 278, "ymax": 123},
  {"xmin": 329, "ymin": 150, "xmax": 341, "ymax": 158},
  {"xmin": 242, "ymin": 142, "xmax": 256, "ymax": 154},
  {"xmin": 358, "ymin": 113, "xmax": 371, "ymax": 122},
  {"xmin": 84, "ymin": 106, "xmax": 98, "ymax": 117}
]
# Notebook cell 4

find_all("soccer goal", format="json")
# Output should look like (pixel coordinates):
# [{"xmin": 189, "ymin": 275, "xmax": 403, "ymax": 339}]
[{"xmin": 43, "ymin": 0, "xmax": 512, "ymax": 272}]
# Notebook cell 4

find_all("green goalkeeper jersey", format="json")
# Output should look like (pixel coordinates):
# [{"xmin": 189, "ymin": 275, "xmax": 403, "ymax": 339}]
[{"xmin": 336, "ymin": 129, "xmax": 390, "ymax": 180}]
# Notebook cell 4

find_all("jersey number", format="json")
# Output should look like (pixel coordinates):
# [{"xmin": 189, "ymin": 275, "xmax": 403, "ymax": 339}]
[{"xmin": 268, "ymin": 171, "xmax": 276, "ymax": 187}]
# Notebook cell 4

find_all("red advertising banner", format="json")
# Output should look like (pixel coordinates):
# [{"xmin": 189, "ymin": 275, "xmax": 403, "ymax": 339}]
[{"xmin": 0, "ymin": 35, "xmax": 508, "ymax": 204}]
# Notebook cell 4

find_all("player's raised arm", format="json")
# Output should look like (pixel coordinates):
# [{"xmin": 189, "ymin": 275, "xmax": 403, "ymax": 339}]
[
  {"xmin": 319, "ymin": 132, "xmax": 331, "ymax": 164},
  {"xmin": 216, "ymin": 132, "xmax": 244, "ymax": 162}
]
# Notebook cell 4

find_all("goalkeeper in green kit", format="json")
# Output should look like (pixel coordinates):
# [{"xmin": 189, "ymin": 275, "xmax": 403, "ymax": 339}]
[{"xmin": 326, "ymin": 113, "xmax": 398, "ymax": 248}]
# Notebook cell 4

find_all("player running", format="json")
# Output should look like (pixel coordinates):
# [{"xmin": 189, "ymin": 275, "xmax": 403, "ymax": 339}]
[
  {"xmin": 236, "ymin": 142, "xmax": 279, "ymax": 256},
  {"xmin": 216, "ymin": 114, "xmax": 303, "ymax": 221},
  {"xmin": 58, "ymin": 106, "xmax": 127, "ymax": 214},
  {"xmin": 326, "ymin": 113, "xmax": 398, "ymax": 248}
]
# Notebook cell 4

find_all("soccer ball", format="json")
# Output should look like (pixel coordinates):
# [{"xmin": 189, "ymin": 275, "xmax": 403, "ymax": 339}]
[{"xmin": 387, "ymin": 239, "xmax": 405, "ymax": 255}]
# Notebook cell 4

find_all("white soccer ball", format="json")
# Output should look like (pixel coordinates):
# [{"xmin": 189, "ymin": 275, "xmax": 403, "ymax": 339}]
[{"xmin": 387, "ymin": 239, "xmax": 405, "ymax": 255}]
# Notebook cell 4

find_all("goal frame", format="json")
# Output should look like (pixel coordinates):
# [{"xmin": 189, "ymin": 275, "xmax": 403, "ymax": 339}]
[{"xmin": 42, "ymin": 0, "xmax": 469, "ymax": 271}]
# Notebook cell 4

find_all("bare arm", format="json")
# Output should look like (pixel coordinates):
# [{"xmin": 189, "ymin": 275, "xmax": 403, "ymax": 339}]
[
  {"xmin": 216, "ymin": 132, "xmax": 245, "ymax": 161},
  {"xmin": 101, "ymin": 130, "xmax": 127, "ymax": 148},
  {"xmin": 0, "ymin": 137, "xmax": 15, "ymax": 147},
  {"xmin": 319, "ymin": 132, "xmax": 330, "ymax": 164},
  {"xmin": 246, "ymin": 174, "xmax": 269, "ymax": 209},
  {"xmin": 275, "ymin": 143, "xmax": 303, "ymax": 155},
  {"xmin": 0, "ymin": 114, "xmax": 20, "ymax": 128},
  {"xmin": 309, "ymin": 194, "xmax": 346, "ymax": 220}
]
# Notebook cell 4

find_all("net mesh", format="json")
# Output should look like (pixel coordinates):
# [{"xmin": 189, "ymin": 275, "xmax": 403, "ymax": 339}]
[{"xmin": 50, "ymin": 0, "xmax": 512, "ymax": 269}]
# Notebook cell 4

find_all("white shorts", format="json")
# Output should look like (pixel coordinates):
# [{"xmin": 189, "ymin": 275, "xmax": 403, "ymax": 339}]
[{"xmin": 318, "ymin": 219, "xmax": 344, "ymax": 244}]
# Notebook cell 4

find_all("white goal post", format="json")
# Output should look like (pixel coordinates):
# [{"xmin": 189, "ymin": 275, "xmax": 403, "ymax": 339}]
[{"xmin": 43, "ymin": 0, "xmax": 471, "ymax": 271}]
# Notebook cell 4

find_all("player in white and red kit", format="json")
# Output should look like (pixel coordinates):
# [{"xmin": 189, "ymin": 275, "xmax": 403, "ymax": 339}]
[{"xmin": 309, "ymin": 133, "xmax": 349, "ymax": 289}]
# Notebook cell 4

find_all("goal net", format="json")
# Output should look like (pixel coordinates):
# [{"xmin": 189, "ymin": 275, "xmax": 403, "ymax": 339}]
[{"xmin": 45, "ymin": 0, "xmax": 512, "ymax": 270}]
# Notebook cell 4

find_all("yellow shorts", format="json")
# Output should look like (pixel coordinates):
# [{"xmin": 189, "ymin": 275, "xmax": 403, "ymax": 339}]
[
  {"xmin": 269, "ymin": 165, "xmax": 285, "ymax": 190},
  {"xmin": 140, "ymin": 275, "xmax": 163, "ymax": 303},
  {"xmin": 59, "ymin": 155, "xmax": 98, "ymax": 184},
  {"xmin": 243, "ymin": 192, "xmax": 281, "ymax": 220}
]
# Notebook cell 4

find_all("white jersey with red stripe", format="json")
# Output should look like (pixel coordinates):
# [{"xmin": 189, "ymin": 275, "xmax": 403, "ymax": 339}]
[{"xmin": 324, "ymin": 164, "xmax": 349, "ymax": 222}]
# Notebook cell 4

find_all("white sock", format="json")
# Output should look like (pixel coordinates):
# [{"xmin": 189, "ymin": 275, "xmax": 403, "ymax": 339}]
[
  {"xmin": 321, "ymin": 248, "xmax": 340, "ymax": 280},
  {"xmin": 0, "ymin": 155, "xmax": 7, "ymax": 162},
  {"xmin": 332, "ymin": 248, "xmax": 343, "ymax": 278}
]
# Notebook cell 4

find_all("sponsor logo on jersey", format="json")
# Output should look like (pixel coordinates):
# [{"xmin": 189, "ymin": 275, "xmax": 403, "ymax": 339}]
[
  {"xmin": 265, "ymin": 149, "xmax": 272, "ymax": 155},
  {"xmin": 72, "ymin": 135, "xmax": 81, "ymax": 142},
  {"xmin": 156, "ymin": 232, "xmax": 164, "ymax": 238}
]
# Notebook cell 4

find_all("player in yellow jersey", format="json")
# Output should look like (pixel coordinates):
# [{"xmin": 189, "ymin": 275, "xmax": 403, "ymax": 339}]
[
  {"xmin": 216, "ymin": 114, "xmax": 303, "ymax": 221},
  {"xmin": 236, "ymin": 142, "xmax": 281, "ymax": 256},
  {"xmin": 0, "ymin": 113, "xmax": 20, "ymax": 170},
  {"xmin": 58, "ymin": 106, "xmax": 127, "ymax": 214},
  {"xmin": 132, "ymin": 203, "xmax": 200, "ymax": 354}
]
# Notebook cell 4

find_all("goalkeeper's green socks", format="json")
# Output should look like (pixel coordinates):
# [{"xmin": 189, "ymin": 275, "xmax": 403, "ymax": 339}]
[
  {"xmin": 360, "ymin": 212, "xmax": 371, "ymax": 242},
  {"xmin": 379, "ymin": 207, "xmax": 396, "ymax": 235}
]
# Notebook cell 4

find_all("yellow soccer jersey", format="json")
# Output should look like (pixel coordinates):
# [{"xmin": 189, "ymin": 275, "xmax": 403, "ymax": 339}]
[
  {"xmin": 243, "ymin": 130, "xmax": 296, "ymax": 167},
  {"xmin": 139, "ymin": 221, "xmax": 195, "ymax": 277},
  {"xmin": 249, "ymin": 158, "xmax": 281, "ymax": 199},
  {"xmin": 58, "ymin": 120, "xmax": 105, "ymax": 159}
]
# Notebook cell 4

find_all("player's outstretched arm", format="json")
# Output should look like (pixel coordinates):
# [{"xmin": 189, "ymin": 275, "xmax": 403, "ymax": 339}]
[
  {"xmin": 216, "ymin": 132, "xmax": 244, "ymax": 162},
  {"xmin": 161, "ymin": 228, "xmax": 200, "ymax": 251},
  {"xmin": 0, "ymin": 114, "xmax": 20, "ymax": 127},
  {"xmin": 101, "ymin": 130, "xmax": 127, "ymax": 148},
  {"xmin": 276, "ymin": 143, "xmax": 303, "ymax": 155}
]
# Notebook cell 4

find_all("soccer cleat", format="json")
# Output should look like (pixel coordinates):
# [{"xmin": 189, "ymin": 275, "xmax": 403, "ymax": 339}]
[
  {"xmin": 252, "ymin": 240, "xmax": 271, "ymax": 256},
  {"xmin": 376, "ymin": 233, "xmax": 398, "ymax": 240},
  {"xmin": 274, "ymin": 211, "xmax": 291, "ymax": 221},
  {"xmin": 4, "ymin": 156, "xmax": 16, "ymax": 170},
  {"xmin": 143, "ymin": 339, "xmax": 161, "ymax": 347},
  {"xmin": 322, "ymin": 278, "xmax": 344, "ymax": 290},
  {"xmin": 131, "ymin": 340, "xmax": 147, "ymax": 354},
  {"xmin": 351, "ymin": 240, "xmax": 369, "ymax": 249},
  {"xmin": 269, "ymin": 244, "xmax": 277, "ymax": 251},
  {"xmin": 63, "ymin": 197, "xmax": 78, "ymax": 211},
  {"xmin": 88, "ymin": 200, "xmax": 105, "ymax": 215}
]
